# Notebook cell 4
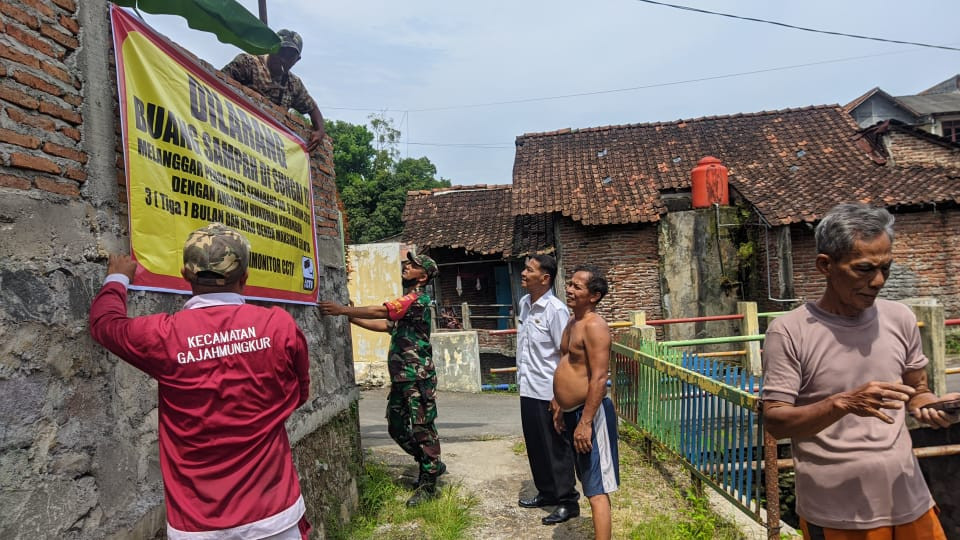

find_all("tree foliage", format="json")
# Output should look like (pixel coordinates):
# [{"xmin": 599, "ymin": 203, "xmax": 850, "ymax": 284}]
[{"xmin": 325, "ymin": 115, "xmax": 450, "ymax": 243}]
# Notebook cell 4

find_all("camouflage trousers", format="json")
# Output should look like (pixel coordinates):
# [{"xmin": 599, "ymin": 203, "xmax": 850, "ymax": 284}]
[{"xmin": 386, "ymin": 377, "xmax": 441, "ymax": 474}]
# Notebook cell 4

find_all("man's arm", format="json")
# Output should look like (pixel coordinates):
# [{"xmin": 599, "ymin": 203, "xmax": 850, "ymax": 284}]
[
  {"xmin": 307, "ymin": 106, "xmax": 325, "ymax": 152},
  {"xmin": 318, "ymin": 301, "xmax": 388, "ymax": 319},
  {"xmin": 763, "ymin": 380, "xmax": 916, "ymax": 440},
  {"xmin": 349, "ymin": 317, "xmax": 390, "ymax": 333},
  {"xmin": 547, "ymin": 301, "xmax": 570, "ymax": 350},
  {"xmin": 89, "ymin": 254, "xmax": 165, "ymax": 375},
  {"xmin": 572, "ymin": 318, "xmax": 611, "ymax": 454},
  {"xmin": 290, "ymin": 325, "xmax": 310, "ymax": 407},
  {"xmin": 221, "ymin": 53, "xmax": 253, "ymax": 84}
]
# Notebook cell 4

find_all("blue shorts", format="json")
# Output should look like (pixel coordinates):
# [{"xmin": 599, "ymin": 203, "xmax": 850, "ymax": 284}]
[{"xmin": 563, "ymin": 397, "xmax": 620, "ymax": 497}]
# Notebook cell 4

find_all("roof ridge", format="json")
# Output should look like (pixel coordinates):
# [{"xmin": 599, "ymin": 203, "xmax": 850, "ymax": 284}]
[
  {"xmin": 516, "ymin": 104, "xmax": 844, "ymax": 140},
  {"xmin": 406, "ymin": 184, "xmax": 511, "ymax": 196}
]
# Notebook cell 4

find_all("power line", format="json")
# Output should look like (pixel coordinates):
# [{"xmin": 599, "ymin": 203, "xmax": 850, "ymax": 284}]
[
  {"xmin": 634, "ymin": 0, "xmax": 960, "ymax": 52},
  {"xmin": 405, "ymin": 49, "xmax": 919, "ymax": 112},
  {"xmin": 320, "ymin": 48, "xmax": 921, "ymax": 114}
]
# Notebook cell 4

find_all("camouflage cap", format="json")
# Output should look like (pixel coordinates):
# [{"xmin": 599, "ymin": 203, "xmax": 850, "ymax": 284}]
[
  {"xmin": 182, "ymin": 223, "xmax": 250, "ymax": 286},
  {"xmin": 277, "ymin": 29, "xmax": 303, "ymax": 55},
  {"xmin": 406, "ymin": 250, "xmax": 439, "ymax": 280}
]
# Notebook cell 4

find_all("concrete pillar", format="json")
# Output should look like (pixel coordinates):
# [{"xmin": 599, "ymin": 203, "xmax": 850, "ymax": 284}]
[
  {"xmin": 461, "ymin": 302, "xmax": 472, "ymax": 330},
  {"xmin": 775, "ymin": 225, "xmax": 795, "ymax": 301},
  {"xmin": 630, "ymin": 309, "xmax": 656, "ymax": 342},
  {"xmin": 738, "ymin": 301, "xmax": 762, "ymax": 376},
  {"xmin": 658, "ymin": 207, "xmax": 741, "ymax": 342},
  {"xmin": 906, "ymin": 302, "xmax": 947, "ymax": 396}
]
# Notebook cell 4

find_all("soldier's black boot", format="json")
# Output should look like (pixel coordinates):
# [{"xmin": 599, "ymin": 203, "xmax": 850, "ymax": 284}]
[
  {"xmin": 413, "ymin": 460, "xmax": 446, "ymax": 488},
  {"xmin": 406, "ymin": 470, "xmax": 439, "ymax": 507}
]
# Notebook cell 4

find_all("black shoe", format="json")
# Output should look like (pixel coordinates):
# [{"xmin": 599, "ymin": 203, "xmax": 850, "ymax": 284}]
[
  {"xmin": 518, "ymin": 494, "xmax": 556, "ymax": 508},
  {"xmin": 407, "ymin": 473, "xmax": 440, "ymax": 507},
  {"xmin": 542, "ymin": 504, "xmax": 580, "ymax": 525},
  {"xmin": 414, "ymin": 461, "xmax": 446, "ymax": 488},
  {"xmin": 406, "ymin": 484, "xmax": 439, "ymax": 507}
]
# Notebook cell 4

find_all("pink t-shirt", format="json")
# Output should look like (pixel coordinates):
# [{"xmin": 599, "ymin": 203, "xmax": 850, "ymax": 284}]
[{"xmin": 762, "ymin": 299, "xmax": 933, "ymax": 529}]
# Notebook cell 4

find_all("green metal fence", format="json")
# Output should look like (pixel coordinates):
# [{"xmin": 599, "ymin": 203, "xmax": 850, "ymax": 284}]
[{"xmin": 612, "ymin": 329, "xmax": 775, "ymax": 533}]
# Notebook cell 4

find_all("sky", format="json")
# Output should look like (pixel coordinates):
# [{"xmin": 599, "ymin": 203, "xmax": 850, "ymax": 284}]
[{"xmin": 137, "ymin": 0, "xmax": 960, "ymax": 185}]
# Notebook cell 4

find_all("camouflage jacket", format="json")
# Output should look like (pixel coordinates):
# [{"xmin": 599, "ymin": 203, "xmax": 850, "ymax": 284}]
[
  {"xmin": 384, "ymin": 290, "xmax": 435, "ymax": 382},
  {"xmin": 221, "ymin": 53, "xmax": 317, "ymax": 115}
]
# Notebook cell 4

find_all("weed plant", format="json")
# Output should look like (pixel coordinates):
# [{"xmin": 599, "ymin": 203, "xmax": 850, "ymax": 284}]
[{"xmin": 328, "ymin": 461, "xmax": 477, "ymax": 540}]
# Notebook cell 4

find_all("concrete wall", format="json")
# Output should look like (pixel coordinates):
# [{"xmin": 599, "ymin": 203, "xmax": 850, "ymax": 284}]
[
  {"xmin": 0, "ymin": 2, "xmax": 359, "ymax": 538},
  {"xmin": 658, "ymin": 207, "xmax": 741, "ymax": 341},
  {"xmin": 347, "ymin": 242, "xmax": 402, "ymax": 387},
  {"xmin": 432, "ymin": 330, "xmax": 481, "ymax": 393}
]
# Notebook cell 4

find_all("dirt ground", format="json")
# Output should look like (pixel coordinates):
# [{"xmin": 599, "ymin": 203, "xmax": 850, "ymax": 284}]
[
  {"xmin": 370, "ymin": 438, "xmax": 596, "ymax": 539},
  {"xmin": 360, "ymin": 389, "xmax": 779, "ymax": 539}
]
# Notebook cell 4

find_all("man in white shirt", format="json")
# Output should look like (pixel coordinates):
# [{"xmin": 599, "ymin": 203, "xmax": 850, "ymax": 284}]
[{"xmin": 516, "ymin": 255, "xmax": 580, "ymax": 525}]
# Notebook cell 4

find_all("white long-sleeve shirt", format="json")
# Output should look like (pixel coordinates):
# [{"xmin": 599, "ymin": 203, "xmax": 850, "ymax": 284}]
[{"xmin": 516, "ymin": 289, "xmax": 569, "ymax": 400}]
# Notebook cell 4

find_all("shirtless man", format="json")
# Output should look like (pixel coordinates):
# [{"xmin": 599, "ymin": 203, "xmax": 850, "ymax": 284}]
[{"xmin": 552, "ymin": 265, "xmax": 620, "ymax": 540}]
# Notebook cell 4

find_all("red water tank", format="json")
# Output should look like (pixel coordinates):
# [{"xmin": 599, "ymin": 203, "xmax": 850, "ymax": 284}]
[{"xmin": 691, "ymin": 156, "xmax": 729, "ymax": 208}]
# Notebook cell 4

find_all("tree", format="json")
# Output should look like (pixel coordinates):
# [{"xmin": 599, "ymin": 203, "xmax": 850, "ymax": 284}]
[{"xmin": 324, "ymin": 116, "xmax": 450, "ymax": 243}]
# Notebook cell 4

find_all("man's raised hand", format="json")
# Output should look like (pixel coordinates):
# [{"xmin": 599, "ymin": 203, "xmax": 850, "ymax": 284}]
[{"xmin": 107, "ymin": 254, "xmax": 138, "ymax": 282}]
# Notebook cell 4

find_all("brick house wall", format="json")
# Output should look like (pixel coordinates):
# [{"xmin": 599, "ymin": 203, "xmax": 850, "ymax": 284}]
[
  {"xmin": 0, "ymin": 2, "xmax": 358, "ymax": 538},
  {"xmin": 0, "ymin": 0, "xmax": 86, "ymax": 196},
  {"xmin": 789, "ymin": 209, "xmax": 960, "ymax": 318},
  {"xmin": 886, "ymin": 131, "xmax": 960, "ymax": 168},
  {"xmin": 557, "ymin": 216, "xmax": 662, "ymax": 324}
]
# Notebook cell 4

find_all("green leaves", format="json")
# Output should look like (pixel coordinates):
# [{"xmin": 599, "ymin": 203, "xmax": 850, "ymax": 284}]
[
  {"xmin": 112, "ymin": 0, "xmax": 280, "ymax": 54},
  {"xmin": 325, "ymin": 118, "xmax": 451, "ymax": 244}
]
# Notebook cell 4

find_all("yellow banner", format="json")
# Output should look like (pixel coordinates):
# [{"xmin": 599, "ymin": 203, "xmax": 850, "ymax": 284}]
[{"xmin": 112, "ymin": 7, "xmax": 318, "ymax": 303}]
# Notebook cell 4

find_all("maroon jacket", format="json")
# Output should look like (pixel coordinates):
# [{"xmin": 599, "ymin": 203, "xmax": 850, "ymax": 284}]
[{"xmin": 90, "ymin": 280, "xmax": 310, "ymax": 537}]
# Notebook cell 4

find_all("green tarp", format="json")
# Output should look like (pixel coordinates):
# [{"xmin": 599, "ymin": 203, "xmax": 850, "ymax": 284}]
[{"xmin": 112, "ymin": 0, "xmax": 280, "ymax": 54}]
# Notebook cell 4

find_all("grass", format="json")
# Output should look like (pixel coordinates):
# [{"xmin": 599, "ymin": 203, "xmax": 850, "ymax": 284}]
[
  {"xmin": 328, "ymin": 461, "xmax": 477, "ymax": 540},
  {"xmin": 613, "ymin": 423, "xmax": 746, "ymax": 540},
  {"xmin": 946, "ymin": 329, "xmax": 960, "ymax": 354},
  {"xmin": 511, "ymin": 439, "xmax": 526, "ymax": 456}
]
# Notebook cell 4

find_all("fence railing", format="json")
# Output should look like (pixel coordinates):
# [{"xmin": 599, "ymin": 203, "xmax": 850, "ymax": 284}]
[
  {"xmin": 615, "ymin": 299, "xmax": 960, "ymax": 539},
  {"xmin": 612, "ymin": 330, "xmax": 772, "ymax": 530},
  {"xmin": 433, "ymin": 302, "xmax": 514, "ymax": 331}
]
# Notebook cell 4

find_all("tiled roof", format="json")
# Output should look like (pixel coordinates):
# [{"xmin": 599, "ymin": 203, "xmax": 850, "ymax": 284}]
[
  {"xmin": 919, "ymin": 74, "xmax": 960, "ymax": 95},
  {"xmin": 895, "ymin": 93, "xmax": 960, "ymax": 115},
  {"xmin": 513, "ymin": 105, "xmax": 960, "ymax": 226},
  {"xmin": 402, "ymin": 185, "xmax": 552, "ymax": 256}
]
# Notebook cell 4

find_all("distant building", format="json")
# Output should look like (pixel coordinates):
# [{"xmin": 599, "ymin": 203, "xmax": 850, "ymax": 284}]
[
  {"xmin": 846, "ymin": 74, "xmax": 960, "ymax": 141},
  {"xmin": 405, "ymin": 105, "xmax": 960, "ymax": 325}
]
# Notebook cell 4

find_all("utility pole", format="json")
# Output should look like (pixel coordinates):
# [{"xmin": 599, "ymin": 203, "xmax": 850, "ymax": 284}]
[{"xmin": 258, "ymin": 0, "xmax": 268, "ymax": 24}]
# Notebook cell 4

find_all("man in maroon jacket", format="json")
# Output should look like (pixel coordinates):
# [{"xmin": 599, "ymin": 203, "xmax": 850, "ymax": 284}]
[{"xmin": 89, "ymin": 223, "xmax": 311, "ymax": 540}]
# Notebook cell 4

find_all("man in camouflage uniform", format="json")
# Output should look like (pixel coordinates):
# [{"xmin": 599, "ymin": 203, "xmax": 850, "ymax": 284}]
[
  {"xmin": 318, "ymin": 251, "xmax": 445, "ymax": 506},
  {"xmin": 222, "ymin": 29, "xmax": 325, "ymax": 151}
]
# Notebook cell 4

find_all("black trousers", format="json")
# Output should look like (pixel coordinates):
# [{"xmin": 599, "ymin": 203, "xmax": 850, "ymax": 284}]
[{"xmin": 520, "ymin": 396, "xmax": 579, "ymax": 504}]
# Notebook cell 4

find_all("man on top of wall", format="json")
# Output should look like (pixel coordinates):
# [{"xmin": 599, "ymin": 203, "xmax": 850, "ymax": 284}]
[
  {"xmin": 763, "ymin": 202, "xmax": 959, "ymax": 540},
  {"xmin": 89, "ymin": 223, "xmax": 312, "ymax": 539},
  {"xmin": 222, "ymin": 29, "xmax": 325, "ymax": 151}
]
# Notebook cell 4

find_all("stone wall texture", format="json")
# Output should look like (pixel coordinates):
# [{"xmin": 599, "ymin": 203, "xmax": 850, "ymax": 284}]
[{"xmin": 0, "ymin": 2, "xmax": 360, "ymax": 538}]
